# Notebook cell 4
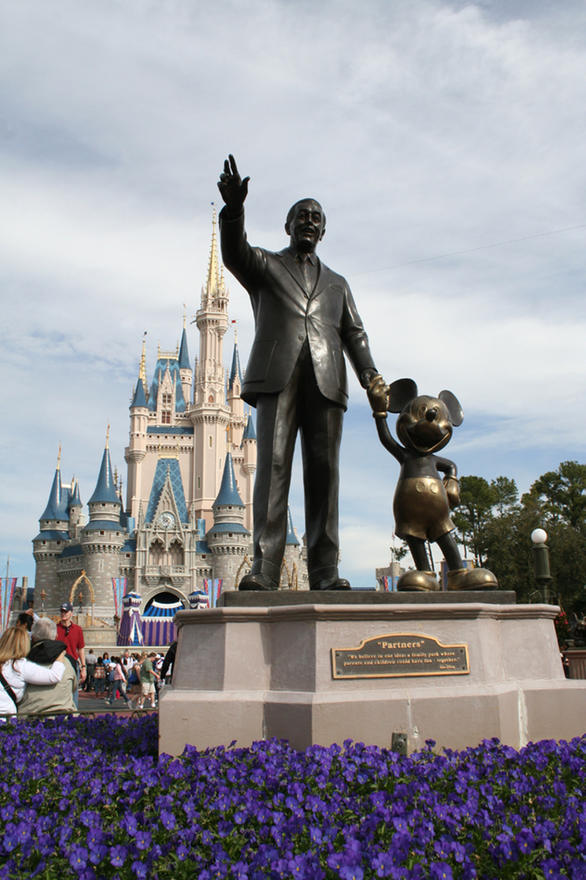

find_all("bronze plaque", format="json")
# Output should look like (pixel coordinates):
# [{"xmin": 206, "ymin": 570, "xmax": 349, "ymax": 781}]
[{"xmin": 332, "ymin": 632, "xmax": 469, "ymax": 679}]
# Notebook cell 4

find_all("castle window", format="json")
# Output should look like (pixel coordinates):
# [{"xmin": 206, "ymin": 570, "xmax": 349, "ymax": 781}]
[
  {"xmin": 162, "ymin": 411, "xmax": 171, "ymax": 424},
  {"xmin": 162, "ymin": 392, "xmax": 172, "ymax": 407},
  {"xmin": 209, "ymin": 436, "xmax": 213, "ymax": 447},
  {"xmin": 100, "ymin": 531, "xmax": 104, "ymax": 536}
]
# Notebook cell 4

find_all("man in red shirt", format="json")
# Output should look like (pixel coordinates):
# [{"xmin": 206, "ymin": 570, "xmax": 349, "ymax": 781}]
[{"xmin": 56, "ymin": 602, "xmax": 86, "ymax": 688}]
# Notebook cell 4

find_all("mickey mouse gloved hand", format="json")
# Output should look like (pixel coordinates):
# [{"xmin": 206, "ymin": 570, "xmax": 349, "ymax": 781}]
[
  {"xmin": 443, "ymin": 475, "xmax": 460, "ymax": 509},
  {"xmin": 367, "ymin": 375, "xmax": 389, "ymax": 418}
]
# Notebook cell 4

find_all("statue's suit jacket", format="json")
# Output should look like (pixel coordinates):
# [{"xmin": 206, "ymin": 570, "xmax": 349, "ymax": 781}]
[{"xmin": 219, "ymin": 208, "xmax": 376, "ymax": 407}]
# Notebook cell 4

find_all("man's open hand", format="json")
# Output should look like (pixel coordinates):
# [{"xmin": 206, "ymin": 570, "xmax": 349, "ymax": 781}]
[{"xmin": 218, "ymin": 154, "xmax": 250, "ymax": 213}]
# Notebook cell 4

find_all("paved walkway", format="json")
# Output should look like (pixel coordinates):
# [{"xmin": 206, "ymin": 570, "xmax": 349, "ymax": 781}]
[{"xmin": 78, "ymin": 688, "xmax": 157, "ymax": 715}]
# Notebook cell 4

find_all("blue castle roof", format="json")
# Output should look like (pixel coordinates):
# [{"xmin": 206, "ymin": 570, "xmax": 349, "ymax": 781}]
[
  {"xmin": 83, "ymin": 520, "xmax": 124, "ymax": 532},
  {"xmin": 178, "ymin": 327, "xmax": 191, "ymax": 369},
  {"xmin": 88, "ymin": 445, "xmax": 120, "ymax": 506},
  {"xmin": 131, "ymin": 379, "xmax": 148, "ymax": 408},
  {"xmin": 148, "ymin": 359, "xmax": 186, "ymax": 414},
  {"xmin": 286, "ymin": 507, "xmax": 299, "ymax": 546},
  {"xmin": 69, "ymin": 479, "xmax": 82, "ymax": 509},
  {"xmin": 60, "ymin": 543, "xmax": 83, "ymax": 558},
  {"xmin": 145, "ymin": 458, "xmax": 188, "ymax": 524},
  {"xmin": 229, "ymin": 341, "xmax": 242, "ymax": 390},
  {"xmin": 33, "ymin": 530, "xmax": 70, "ymax": 542},
  {"xmin": 213, "ymin": 453, "xmax": 244, "ymax": 508},
  {"xmin": 242, "ymin": 413, "xmax": 256, "ymax": 442},
  {"xmin": 40, "ymin": 468, "xmax": 69, "ymax": 522}
]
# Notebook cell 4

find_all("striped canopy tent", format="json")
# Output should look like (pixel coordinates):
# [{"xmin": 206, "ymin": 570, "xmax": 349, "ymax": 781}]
[
  {"xmin": 188, "ymin": 590, "xmax": 209, "ymax": 609},
  {"xmin": 141, "ymin": 598, "xmax": 185, "ymax": 646},
  {"xmin": 117, "ymin": 593, "xmax": 144, "ymax": 647}
]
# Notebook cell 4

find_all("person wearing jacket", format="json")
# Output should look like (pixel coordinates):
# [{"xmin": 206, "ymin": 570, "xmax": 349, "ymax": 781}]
[
  {"xmin": 18, "ymin": 617, "xmax": 76, "ymax": 716},
  {"xmin": 0, "ymin": 626, "xmax": 65, "ymax": 717}
]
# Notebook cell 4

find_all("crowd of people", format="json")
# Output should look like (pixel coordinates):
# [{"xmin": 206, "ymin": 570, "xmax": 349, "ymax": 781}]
[
  {"xmin": 84, "ymin": 649, "xmax": 170, "ymax": 710},
  {"xmin": 0, "ymin": 604, "xmax": 176, "ymax": 718}
]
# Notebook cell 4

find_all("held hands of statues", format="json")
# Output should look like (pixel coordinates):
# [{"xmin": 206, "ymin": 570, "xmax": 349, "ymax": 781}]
[
  {"xmin": 367, "ymin": 374, "xmax": 389, "ymax": 418},
  {"xmin": 218, "ymin": 154, "xmax": 250, "ymax": 213},
  {"xmin": 443, "ymin": 476, "xmax": 460, "ymax": 509}
]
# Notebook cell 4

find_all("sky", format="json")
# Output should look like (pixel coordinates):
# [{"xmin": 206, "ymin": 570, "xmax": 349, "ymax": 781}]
[{"xmin": 2, "ymin": 0, "xmax": 586, "ymax": 590}]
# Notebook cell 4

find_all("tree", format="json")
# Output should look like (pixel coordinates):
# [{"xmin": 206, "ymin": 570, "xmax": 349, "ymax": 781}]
[
  {"xmin": 491, "ymin": 476, "xmax": 519, "ymax": 516},
  {"xmin": 524, "ymin": 461, "xmax": 586, "ymax": 529},
  {"xmin": 453, "ymin": 462, "xmax": 586, "ymax": 613},
  {"xmin": 452, "ymin": 476, "xmax": 497, "ymax": 566}
]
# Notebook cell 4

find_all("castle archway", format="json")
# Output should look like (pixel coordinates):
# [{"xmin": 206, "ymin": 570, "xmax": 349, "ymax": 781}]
[
  {"xmin": 140, "ymin": 585, "xmax": 187, "ymax": 613},
  {"xmin": 69, "ymin": 570, "xmax": 95, "ymax": 623}
]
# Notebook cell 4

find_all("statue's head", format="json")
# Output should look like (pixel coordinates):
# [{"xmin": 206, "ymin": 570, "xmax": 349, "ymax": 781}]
[{"xmin": 285, "ymin": 199, "xmax": 326, "ymax": 253}]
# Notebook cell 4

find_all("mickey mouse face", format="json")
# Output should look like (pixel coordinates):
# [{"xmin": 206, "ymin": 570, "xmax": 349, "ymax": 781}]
[{"xmin": 396, "ymin": 395, "xmax": 454, "ymax": 454}]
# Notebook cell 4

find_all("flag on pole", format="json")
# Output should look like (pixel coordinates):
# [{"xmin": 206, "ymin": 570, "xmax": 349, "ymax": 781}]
[
  {"xmin": 111, "ymin": 577, "xmax": 128, "ymax": 617},
  {"xmin": 0, "ymin": 578, "xmax": 18, "ymax": 632},
  {"xmin": 203, "ymin": 578, "xmax": 223, "ymax": 608},
  {"xmin": 381, "ymin": 575, "xmax": 399, "ymax": 592}
]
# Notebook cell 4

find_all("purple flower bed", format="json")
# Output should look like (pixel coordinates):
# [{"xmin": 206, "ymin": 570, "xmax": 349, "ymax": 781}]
[{"xmin": 0, "ymin": 715, "xmax": 584, "ymax": 879}]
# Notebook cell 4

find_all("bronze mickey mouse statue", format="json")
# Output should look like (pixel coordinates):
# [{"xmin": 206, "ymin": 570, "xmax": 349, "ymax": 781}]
[{"xmin": 368, "ymin": 376, "xmax": 498, "ymax": 591}]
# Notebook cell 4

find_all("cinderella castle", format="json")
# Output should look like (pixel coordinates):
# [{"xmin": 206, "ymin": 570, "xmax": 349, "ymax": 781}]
[{"xmin": 32, "ymin": 213, "xmax": 308, "ymax": 633}]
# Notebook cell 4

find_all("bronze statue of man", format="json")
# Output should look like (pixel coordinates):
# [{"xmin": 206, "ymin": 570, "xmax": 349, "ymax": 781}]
[{"xmin": 218, "ymin": 155, "xmax": 379, "ymax": 591}]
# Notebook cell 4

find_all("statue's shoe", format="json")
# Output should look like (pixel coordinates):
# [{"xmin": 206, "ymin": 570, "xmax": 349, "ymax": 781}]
[
  {"xmin": 238, "ymin": 573, "xmax": 278, "ymax": 591},
  {"xmin": 397, "ymin": 570, "xmax": 439, "ymax": 592},
  {"xmin": 310, "ymin": 578, "xmax": 351, "ymax": 591},
  {"xmin": 447, "ymin": 567, "xmax": 498, "ymax": 590}
]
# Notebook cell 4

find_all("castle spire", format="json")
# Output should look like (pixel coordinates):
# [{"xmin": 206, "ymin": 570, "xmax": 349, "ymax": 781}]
[
  {"xmin": 139, "ymin": 332, "xmax": 147, "ymax": 388},
  {"xmin": 40, "ymin": 452, "xmax": 68, "ymax": 521},
  {"xmin": 178, "ymin": 324, "xmax": 191, "ymax": 370},
  {"xmin": 213, "ymin": 453, "xmax": 244, "ymax": 508},
  {"xmin": 70, "ymin": 476, "xmax": 82, "ymax": 509},
  {"xmin": 229, "ymin": 335, "xmax": 243, "ymax": 391},
  {"xmin": 88, "ymin": 430, "xmax": 120, "ymax": 505},
  {"xmin": 131, "ymin": 377, "xmax": 148, "ymax": 408},
  {"xmin": 204, "ymin": 204, "xmax": 224, "ymax": 302}
]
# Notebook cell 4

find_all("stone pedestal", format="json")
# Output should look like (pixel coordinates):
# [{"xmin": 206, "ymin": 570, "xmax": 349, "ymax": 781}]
[{"xmin": 159, "ymin": 593, "xmax": 586, "ymax": 755}]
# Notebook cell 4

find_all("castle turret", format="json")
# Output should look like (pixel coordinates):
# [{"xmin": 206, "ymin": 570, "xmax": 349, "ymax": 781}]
[
  {"xmin": 206, "ymin": 453, "xmax": 249, "ymax": 590},
  {"xmin": 68, "ymin": 477, "xmax": 83, "ymax": 541},
  {"xmin": 82, "ymin": 431, "xmax": 127, "ymax": 618},
  {"xmin": 33, "ymin": 449, "xmax": 70, "ymax": 610},
  {"xmin": 240, "ymin": 411, "xmax": 257, "ymax": 532},
  {"xmin": 125, "ymin": 337, "xmax": 149, "ymax": 519},
  {"xmin": 282, "ymin": 506, "xmax": 301, "ymax": 589},
  {"xmin": 227, "ymin": 335, "xmax": 245, "ymax": 446},
  {"xmin": 190, "ymin": 207, "xmax": 230, "ymax": 529},
  {"xmin": 178, "ymin": 320, "xmax": 192, "ymax": 405}
]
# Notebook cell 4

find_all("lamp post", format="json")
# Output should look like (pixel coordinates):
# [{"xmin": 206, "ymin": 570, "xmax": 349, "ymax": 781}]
[{"xmin": 531, "ymin": 528, "xmax": 553, "ymax": 603}]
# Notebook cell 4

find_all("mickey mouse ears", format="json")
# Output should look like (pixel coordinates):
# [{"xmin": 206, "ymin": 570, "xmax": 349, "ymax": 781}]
[
  {"xmin": 386, "ymin": 379, "xmax": 464, "ymax": 427},
  {"xmin": 439, "ymin": 390, "xmax": 464, "ymax": 427},
  {"xmin": 387, "ymin": 378, "xmax": 418, "ymax": 413}
]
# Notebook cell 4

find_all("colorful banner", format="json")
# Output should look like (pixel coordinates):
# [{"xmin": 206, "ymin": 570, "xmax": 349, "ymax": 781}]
[
  {"xmin": 111, "ymin": 577, "xmax": 128, "ymax": 617},
  {"xmin": 203, "ymin": 578, "xmax": 222, "ymax": 608},
  {"xmin": 0, "ymin": 578, "xmax": 18, "ymax": 632},
  {"xmin": 380, "ymin": 575, "xmax": 399, "ymax": 592},
  {"xmin": 117, "ymin": 593, "xmax": 144, "ymax": 647}
]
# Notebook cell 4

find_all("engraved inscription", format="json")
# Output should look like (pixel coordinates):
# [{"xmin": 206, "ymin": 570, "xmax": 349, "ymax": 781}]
[{"xmin": 332, "ymin": 633, "xmax": 469, "ymax": 679}]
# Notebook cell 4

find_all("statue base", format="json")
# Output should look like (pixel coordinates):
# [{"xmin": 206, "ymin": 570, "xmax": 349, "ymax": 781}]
[{"xmin": 159, "ymin": 593, "xmax": 586, "ymax": 755}]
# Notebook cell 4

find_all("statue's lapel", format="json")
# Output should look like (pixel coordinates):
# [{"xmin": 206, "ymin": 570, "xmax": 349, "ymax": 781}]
[{"xmin": 276, "ymin": 250, "xmax": 313, "ymax": 297}]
